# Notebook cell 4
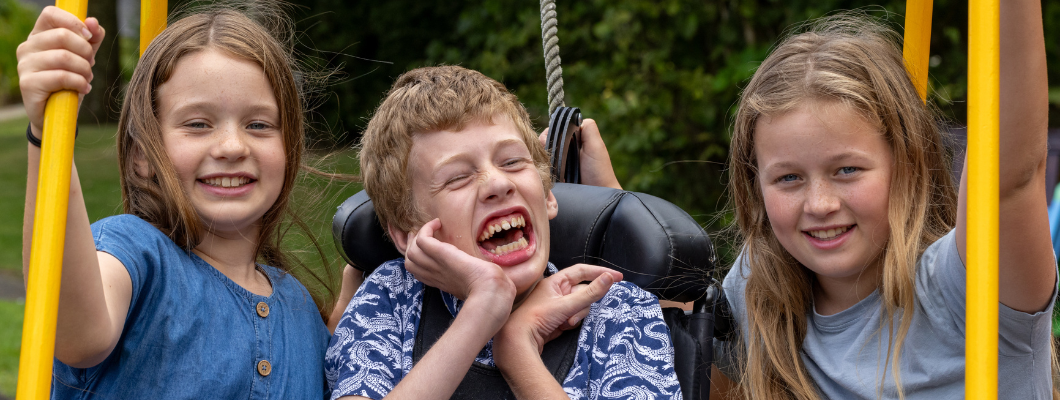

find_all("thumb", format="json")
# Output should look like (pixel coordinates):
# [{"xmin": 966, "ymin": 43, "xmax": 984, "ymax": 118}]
[{"xmin": 559, "ymin": 272, "xmax": 615, "ymax": 316}]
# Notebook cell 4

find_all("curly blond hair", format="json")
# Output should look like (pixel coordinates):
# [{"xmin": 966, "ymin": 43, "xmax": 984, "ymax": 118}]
[{"xmin": 360, "ymin": 65, "xmax": 553, "ymax": 234}]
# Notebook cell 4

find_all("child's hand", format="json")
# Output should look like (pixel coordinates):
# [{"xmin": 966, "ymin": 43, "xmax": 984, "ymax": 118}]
[
  {"xmin": 493, "ymin": 264, "xmax": 622, "ymax": 361},
  {"xmin": 538, "ymin": 118, "xmax": 622, "ymax": 190},
  {"xmin": 405, "ymin": 218, "xmax": 517, "ymax": 310},
  {"xmin": 17, "ymin": 6, "xmax": 104, "ymax": 135}
]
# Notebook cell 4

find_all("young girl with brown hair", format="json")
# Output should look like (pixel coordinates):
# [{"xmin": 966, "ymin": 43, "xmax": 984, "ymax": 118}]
[
  {"xmin": 715, "ymin": 2, "xmax": 1054, "ymax": 398},
  {"xmin": 19, "ymin": 4, "xmax": 332, "ymax": 397}
]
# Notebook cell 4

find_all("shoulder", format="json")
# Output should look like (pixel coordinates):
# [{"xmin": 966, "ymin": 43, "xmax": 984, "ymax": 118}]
[
  {"xmin": 585, "ymin": 281, "xmax": 667, "ymax": 333},
  {"xmin": 334, "ymin": 258, "xmax": 424, "ymax": 328},
  {"xmin": 91, "ymin": 214, "xmax": 177, "ymax": 260},
  {"xmin": 720, "ymin": 251, "xmax": 750, "ymax": 325},
  {"xmin": 360, "ymin": 258, "xmax": 422, "ymax": 299},
  {"xmin": 91, "ymin": 214, "xmax": 162, "ymax": 236},
  {"xmin": 91, "ymin": 215, "xmax": 184, "ymax": 295},
  {"xmin": 918, "ymin": 229, "xmax": 961, "ymax": 273},
  {"xmin": 599, "ymin": 280, "xmax": 661, "ymax": 307},
  {"xmin": 326, "ymin": 259, "xmax": 423, "ymax": 398}
]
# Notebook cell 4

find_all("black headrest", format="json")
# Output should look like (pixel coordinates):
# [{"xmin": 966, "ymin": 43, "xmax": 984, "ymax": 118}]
[{"xmin": 332, "ymin": 183, "xmax": 715, "ymax": 302}]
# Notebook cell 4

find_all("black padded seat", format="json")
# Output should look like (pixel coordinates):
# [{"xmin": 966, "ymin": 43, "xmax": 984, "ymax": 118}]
[{"xmin": 332, "ymin": 183, "xmax": 725, "ymax": 400}]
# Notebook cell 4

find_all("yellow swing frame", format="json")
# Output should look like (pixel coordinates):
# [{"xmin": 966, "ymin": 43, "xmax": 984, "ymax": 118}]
[{"xmin": 16, "ymin": 0, "xmax": 1000, "ymax": 398}]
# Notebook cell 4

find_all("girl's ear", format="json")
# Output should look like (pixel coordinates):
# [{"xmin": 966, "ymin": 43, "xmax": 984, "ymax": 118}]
[
  {"xmin": 387, "ymin": 223, "xmax": 410, "ymax": 256},
  {"xmin": 132, "ymin": 146, "xmax": 154, "ymax": 178},
  {"xmin": 546, "ymin": 189, "xmax": 559, "ymax": 220}
]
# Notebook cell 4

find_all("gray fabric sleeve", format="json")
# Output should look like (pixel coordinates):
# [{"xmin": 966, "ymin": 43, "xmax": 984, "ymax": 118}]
[
  {"xmin": 915, "ymin": 230, "xmax": 1059, "ymax": 356},
  {"xmin": 712, "ymin": 257, "xmax": 751, "ymax": 381}
]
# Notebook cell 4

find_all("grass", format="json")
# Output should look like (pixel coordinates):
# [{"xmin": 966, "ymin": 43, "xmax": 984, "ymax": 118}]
[
  {"xmin": 0, "ymin": 117, "xmax": 361, "ymax": 397},
  {"xmin": 0, "ymin": 117, "xmax": 124, "ymax": 275},
  {"xmin": 0, "ymin": 300, "xmax": 23, "ymax": 397}
]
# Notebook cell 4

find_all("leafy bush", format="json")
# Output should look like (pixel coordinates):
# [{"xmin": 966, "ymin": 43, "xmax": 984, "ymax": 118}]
[
  {"xmin": 0, "ymin": 0, "xmax": 37, "ymax": 106},
  {"xmin": 172, "ymin": 0, "xmax": 1060, "ymax": 264}
]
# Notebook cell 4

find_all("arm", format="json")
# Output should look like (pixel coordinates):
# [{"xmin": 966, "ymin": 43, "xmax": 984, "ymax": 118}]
[
  {"xmin": 493, "ymin": 265, "xmax": 622, "ymax": 400},
  {"xmin": 332, "ymin": 220, "xmax": 517, "ymax": 400},
  {"xmin": 18, "ymin": 7, "xmax": 131, "ymax": 368},
  {"xmin": 327, "ymin": 264, "xmax": 364, "ymax": 333},
  {"xmin": 336, "ymin": 293, "xmax": 513, "ymax": 400},
  {"xmin": 954, "ymin": 0, "xmax": 1053, "ymax": 313}
]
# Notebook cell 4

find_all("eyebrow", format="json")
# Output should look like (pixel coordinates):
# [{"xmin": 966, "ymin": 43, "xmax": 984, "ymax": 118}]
[
  {"xmin": 433, "ymin": 137, "xmax": 526, "ymax": 168},
  {"xmin": 760, "ymin": 151, "xmax": 872, "ymax": 172},
  {"xmin": 167, "ymin": 101, "xmax": 279, "ymax": 117}
]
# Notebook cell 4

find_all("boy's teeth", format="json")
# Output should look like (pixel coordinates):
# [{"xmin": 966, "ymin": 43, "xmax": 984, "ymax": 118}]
[
  {"xmin": 489, "ymin": 237, "xmax": 529, "ymax": 256},
  {"xmin": 478, "ymin": 215, "xmax": 527, "ymax": 242}
]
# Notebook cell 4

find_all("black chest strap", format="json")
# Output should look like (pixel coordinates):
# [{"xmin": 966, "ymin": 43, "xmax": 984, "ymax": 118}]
[{"xmin": 412, "ymin": 286, "xmax": 580, "ymax": 400}]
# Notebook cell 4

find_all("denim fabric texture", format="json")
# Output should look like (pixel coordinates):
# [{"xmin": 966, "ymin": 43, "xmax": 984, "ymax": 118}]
[{"xmin": 52, "ymin": 215, "xmax": 330, "ymax": 399}]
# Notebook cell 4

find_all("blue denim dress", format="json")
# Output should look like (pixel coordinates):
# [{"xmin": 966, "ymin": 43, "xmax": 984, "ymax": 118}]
[{"xmin": 52, "ymin": 215, "xmax": 330, "ymax": 399}]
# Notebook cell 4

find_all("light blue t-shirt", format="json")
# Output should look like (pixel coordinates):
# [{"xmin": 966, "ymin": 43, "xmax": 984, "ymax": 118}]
[
  {"xmin": 52, "ymin": 214, "xmax": 331, "ymax": 399},
  {"xmin": 716, "ymin": 230, "xmax": 1057, "ymax": 399}
]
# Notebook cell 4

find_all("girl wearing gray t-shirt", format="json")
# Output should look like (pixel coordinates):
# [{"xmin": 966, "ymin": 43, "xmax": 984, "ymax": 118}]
[{"xmin": 717, "ymin": 3, "xmax": 1056, "ymax": 399}]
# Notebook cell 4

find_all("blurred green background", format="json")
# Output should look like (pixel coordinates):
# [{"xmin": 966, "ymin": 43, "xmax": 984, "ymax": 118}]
[{"xmin": 1, "ymin": 0, "xmax": 1058, "ymax": 397}]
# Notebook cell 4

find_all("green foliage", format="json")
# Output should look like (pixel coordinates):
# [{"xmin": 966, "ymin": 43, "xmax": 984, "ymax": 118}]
[
  {"xmin": 0, "ymin": 0, "xmax": 38, "ymax": 105},
  {"xmin": 0, "ymin": 118, "xmax": 124, "ymax": 274},
  {"xmin": 0, "ymin": 300, "xmax": 23, "ymax": 397},
  {"xmin": 290, "ymin": 0, "xmax": 1050, "ymax": 265}
]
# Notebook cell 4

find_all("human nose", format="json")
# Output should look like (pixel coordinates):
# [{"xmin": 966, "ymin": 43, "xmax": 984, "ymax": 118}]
[
  {"xmin": 804, "ymin": 179, "xmax": 840, "ymax": 218},
  {"xmin": 479, "ymin": 167, "xmax": 515, "ymax": 202},
  {"xmin": 212, "ymin": 123, "xmax": 250, "ymax": 160}
]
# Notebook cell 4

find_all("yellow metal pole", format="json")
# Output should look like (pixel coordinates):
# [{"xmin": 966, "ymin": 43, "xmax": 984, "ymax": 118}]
[
  {"xmin": 903, "ymin": 0, "xmax": 933, "ymax": 102},
  {"xmin": 16, "ymin": 1, "xmax": 87, "ymax": 398},
  {"xmin": 139, "ymin": 0, "xmax": 166, "ymax": 56},
  {"xmin": 966, "ymin": 0, "xmax": 999, "ymax": 398}
]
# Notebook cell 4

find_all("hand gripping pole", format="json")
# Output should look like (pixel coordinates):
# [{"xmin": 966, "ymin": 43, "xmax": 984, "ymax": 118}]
[
  {"xmin": 17, "ymin": 1, "xmax": 88, "ymax": 398},
  {"xmin": 546, "ymin": 107, "xmax": 582, "ymax": 184}
]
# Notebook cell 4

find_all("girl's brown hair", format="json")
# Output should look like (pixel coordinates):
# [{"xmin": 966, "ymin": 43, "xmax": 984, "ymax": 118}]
[
  {"xmin": 727, "ymin": 13, "xmax": 956, "ymax": 399},
  {"xmin": 116, "ymin": 4, "xmax": 334, "ymax": 317}
]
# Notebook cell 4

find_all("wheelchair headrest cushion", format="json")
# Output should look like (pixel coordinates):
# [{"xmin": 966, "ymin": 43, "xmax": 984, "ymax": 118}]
[{"xmin": 333, "ymin": 183, "xmax": 715, "ymax": 302}]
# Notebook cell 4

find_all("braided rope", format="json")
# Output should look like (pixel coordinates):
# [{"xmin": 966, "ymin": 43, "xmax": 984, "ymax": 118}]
[{"xmin": 540, "ymin": 0, "xmax": 565, "ymax": 116}]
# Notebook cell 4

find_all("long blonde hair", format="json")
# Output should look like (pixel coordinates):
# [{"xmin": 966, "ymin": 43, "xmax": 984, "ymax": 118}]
[{"xmin": 727, "ymin": 14, "xmax": 956, "ymax": 399}]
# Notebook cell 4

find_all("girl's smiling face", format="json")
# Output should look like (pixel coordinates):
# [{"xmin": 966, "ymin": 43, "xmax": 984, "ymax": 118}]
[
  {"xmin": 406, "ymin": 117, "xmax": 558, "ymax": 300},
  {"xmin": 755, "ymin": 100, "xmax": 893, "ymax": 306},
  {"xmin": 154, "ymin": 48, "xmax": 286, "ymax": 238}
]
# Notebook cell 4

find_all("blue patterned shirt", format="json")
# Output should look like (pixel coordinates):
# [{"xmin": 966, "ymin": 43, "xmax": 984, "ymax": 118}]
[{"xmin": 326, "ymin": 259, "xmax": 682, "ymax": 400}]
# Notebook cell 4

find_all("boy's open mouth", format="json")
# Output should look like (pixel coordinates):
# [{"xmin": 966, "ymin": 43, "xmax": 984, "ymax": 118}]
[{"xmin": 477, "ymin": 211, "xmax": 534, "ymax": 264}]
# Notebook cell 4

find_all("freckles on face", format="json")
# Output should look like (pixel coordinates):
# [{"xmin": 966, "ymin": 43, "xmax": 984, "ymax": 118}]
[
  {"xmin": 754, "ymin": 100, "xmax": 893, "ymax": 282},
  {"xmin": 154, "ymin": 48, "xmax": 286, "ymax": 238}
]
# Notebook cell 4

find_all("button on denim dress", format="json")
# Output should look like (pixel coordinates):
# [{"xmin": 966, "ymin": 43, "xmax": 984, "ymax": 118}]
[{"xmin": 52, "ymin": 215, "xmax": 330, "ymax": 399}]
